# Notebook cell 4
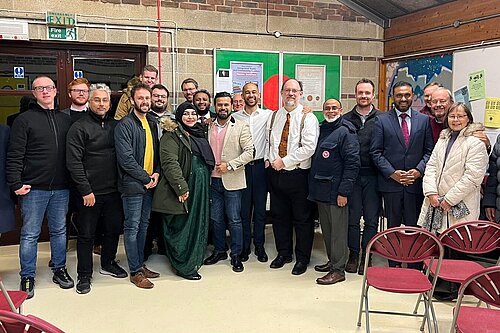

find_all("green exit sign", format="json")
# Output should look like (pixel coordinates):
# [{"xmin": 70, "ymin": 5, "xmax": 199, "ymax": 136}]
[
  {"xmin": 48, "ymin": 27, "xmax": 77, "ymax": 41},
  {"xmin": 46, "ymin": 12, "xmax": 76, "ymax": 26}
]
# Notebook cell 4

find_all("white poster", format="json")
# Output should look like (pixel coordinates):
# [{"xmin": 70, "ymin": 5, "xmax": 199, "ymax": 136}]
[
  {"xmin": 216, "ymin": 69, "xmax": 232, "ymax": 93},
  {"xmin": 296, "ymin": 64, "xmax": 326, "ymax": 111},
  {"xmin": 230, "ymin": 61, "xmax": 264, "ymax": 95}
]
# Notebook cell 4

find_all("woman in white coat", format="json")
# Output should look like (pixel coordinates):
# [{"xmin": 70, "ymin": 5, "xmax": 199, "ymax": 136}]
[{"xmin": 418, "ymin": 102, "xmax": 488, "ymax": 234}]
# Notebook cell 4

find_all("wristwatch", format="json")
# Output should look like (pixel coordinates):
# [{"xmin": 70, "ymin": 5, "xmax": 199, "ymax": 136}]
[{"xmin": 227, "ymin": 164, "xmax": 233, "ymax": 171}]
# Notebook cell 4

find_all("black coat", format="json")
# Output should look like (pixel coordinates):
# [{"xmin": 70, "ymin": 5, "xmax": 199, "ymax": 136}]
[
  {"xmin": 66, "ymin": 111, "xmax": 118, "ymax": 196},
  {"xmin": 6, "ymin": 103, "xmax": 72, "ymax": 191},
  {"xmin": 308, "ymin": 117, "xmax": 360, "ymax": 204},
  {"xmin": 0, "ymin": 125, "xmax": 15, "ymax": 233}
]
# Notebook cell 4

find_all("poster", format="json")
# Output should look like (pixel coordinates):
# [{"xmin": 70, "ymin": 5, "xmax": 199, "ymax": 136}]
[
  {"xmin": 484, "ymin": 97, "xmax": 500, "ymax": 128},
  {"xmin": 453, "ymin": 86, "xmax": 471, "ymax": 110},
  {"xmin": 230, "ymin": 61, "xmax": 263, "ymax": 95},
  {"xmin": 295, "ymin": 64, "xmax": 325, "ymax": 111},
  {"xmin": 216, "ymin": 69, "xmax": 232, "ymax": 93},
  {"xmin": 468, "ymin": 70, "xmax": 486, "ymax": 101}
]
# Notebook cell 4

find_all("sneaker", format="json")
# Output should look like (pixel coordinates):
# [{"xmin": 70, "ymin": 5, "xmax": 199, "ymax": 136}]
[
  {"xmin": 52, "ymin": 267, "xmax": 74, "ymax": 289},
  {"xmin": 76, "ymin": 277, "xmax": 91, "ymax": 294},
  {"xmin": 141, "ymin": 265, "xmax": 160, "ymax": 279},
  {"xmin": 20, "ymin": 277, "xmax": 35, "ymax": 299},
  {"xmin": 100, "ymin": 260, "xmax": 128, "ymax": 278},
  {"xmin": 130, "ymin": 271, "xmax": 154, "ymax": 289}
]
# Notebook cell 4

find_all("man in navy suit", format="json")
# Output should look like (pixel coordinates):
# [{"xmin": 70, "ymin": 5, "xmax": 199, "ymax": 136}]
[{"xmin": 370, "ymin": 81, "xmax": 434, "ymax": 238}]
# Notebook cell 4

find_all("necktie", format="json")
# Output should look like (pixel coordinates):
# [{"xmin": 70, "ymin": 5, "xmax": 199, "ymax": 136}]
[
  {"xmin": 400, "ymin": 113, "xmax": 409, "ymax": 147},
  {"xmin": 278, "ymin": 113, "xmax": 291, "ymax": 158}
]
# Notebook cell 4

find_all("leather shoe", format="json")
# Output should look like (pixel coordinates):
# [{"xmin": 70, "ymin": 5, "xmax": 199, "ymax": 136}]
[
  {"xmin": 240, "ymin": 249, "xmax": 250, "ymax": 262},
  {"xmin": 314, "ymin": 261, "xmax": 331, "ymax": 272},
  {"xmin": 316, "ymin": 271, "xmax": 345, "ymax": 285},
  {"xmin": 231, "ymin": 256, "xmax": 244, "ymax": 272},
  {"xmin": 203, "ymin": 252, "xmax": 228, "ymax": 265},
  {"xmin": 270, "ymin": 256, "xmax": 292, "ymax": 269},
  {"xmin": 255, "ymin": 246, "xmax": 268, "ymax": 263},
  {"xmin": 141, "ymin": 265, "xmax": 160, "ymax": 279},
  {"xmin": 291, "ymin": 261, "xmax": 308, "ymax": 275},
  {"xmin": 177, "ymin": 271, "xmax": 202, "ymax": 280}
]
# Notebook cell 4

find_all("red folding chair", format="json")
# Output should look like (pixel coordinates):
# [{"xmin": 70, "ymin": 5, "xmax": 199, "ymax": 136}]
[
  {"xmin": 450, "ymin": 266, "xmax": 500, "ymax": 333},
  {"xmin": 0, "ymin": 309, "xmax": 65, "ymax": 333},
  {"xmin": 0, "ymin": 277, "xmax": 27, "ymax": 313},
  {"xmin": 414, "ymin": 220, "xmax": 500, "ymax": 315},
  {"xmin": 356, "ymin": 226, "xmax": 444, "ymax": 333}
]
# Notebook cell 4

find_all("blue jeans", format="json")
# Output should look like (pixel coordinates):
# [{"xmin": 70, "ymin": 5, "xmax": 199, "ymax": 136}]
[
  {"xmin": 122, "ymin": 190, "xmax": 153, "ymax": 273},
  {"xmin": 210, "ymin": 178, "xmax": 243, "ymax": 257},
  {"xmin": 19, "ymin": 189, "xmax": 69, "ymax": 278}
]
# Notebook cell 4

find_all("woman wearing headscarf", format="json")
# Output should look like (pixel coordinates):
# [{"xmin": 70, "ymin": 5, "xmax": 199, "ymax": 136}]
[{"xmin": 152, "ymin": 102, "xmax": 215, "ymax": 280}]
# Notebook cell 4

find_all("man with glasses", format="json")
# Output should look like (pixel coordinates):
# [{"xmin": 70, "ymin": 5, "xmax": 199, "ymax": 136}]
[
  {"xmin": 62, "ymin": 78, "xmax": 90, "ymax": 122},
  {"xmin": 66, "ymin": 83, "xmax": 127, "ymax": 294},
  {"xmin": 7, "ymin": 76, "xmax": 74, "ymax": 298},
  {"xmin": 180, "ymin": 78, "xmax": 198, "ymax": 103},
  {"xmin": 265, "ymin": 78, "xmax": 319, "ymax": 275},
  {"xmin": 233, "ymin": 93, "xmax": 244, "ymax": 112}
]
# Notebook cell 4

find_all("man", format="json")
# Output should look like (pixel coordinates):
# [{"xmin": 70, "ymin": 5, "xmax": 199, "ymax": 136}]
[
  {"xmin": 66, "ymin": 83, "xmax": 127, "ymax": 294},
  {"xmin": 180, "ymin": 78, "xmax": 198, "ymax": 103},
  {"xmin": 309, "ymin": 99, "xmax": 360, "ymax": 285},
  {"xmin": 204, "ymin": 91, "xmax": 254, "ymax": 272},
  {"xmin": 61, "ymin": 78, "xmax": 90, "ymax": 122},
  {"xmin": 428, "ymin": 87, "xmax": 452, "ymax": 143},
  {"xmin": 370, "ymin": 81, "xmax": 434, "ymax": 266},
  {"xmin": 193, "ymin": 89, "xmax": 214, "ymax": 123},
  {"xmin": 341, "ymin": 79, "xmax": 382, "ymax": 275},
  {"xmin": 419, "ymin": 82, "xmax": 441, "ymax": 117},
  {"xmin": 115, "ymin": 65, "xmax": 158, "ymax": 120},
  {"xmin": 232, "ymin": 83, "xmax": 270, "ymax": 262},
  {"xmin": 7, "ymin": 76, "xmax": 74, "ymax": 298},
  {"xmin": 149, "ymin": 84, "xmax": 172, "ymax": 138},
  {"xmin": 233, "ymin": 93, "xmax": 244, "ymax": 112},
  {"xmin": 115, "ymin": 83, "xmax": 161, "ymax": 288},
  {"xmin": 265, "ymin": 78, "xmax": 319, "ymax": 275}
]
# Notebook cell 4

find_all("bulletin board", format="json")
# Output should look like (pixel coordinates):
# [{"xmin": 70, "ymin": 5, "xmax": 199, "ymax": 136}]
[
  {"xmin": 453, "ymin": 44, "xmax": 500, "ymax": 144},
  {"xmin": 214, "ymin": 49, "xmax": 341, "ymax": 117}
]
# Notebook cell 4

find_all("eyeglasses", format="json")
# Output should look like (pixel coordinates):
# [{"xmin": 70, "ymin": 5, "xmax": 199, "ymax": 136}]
[
  {"xmin": 33, "ymin": 85, "xmax": 55, "ymax": 92},
  {"xmin": 152, "ymin": 93, "xmax": 168, "ymax": 99},
  {"xmin": 70, "ymin": 89, "xmax": 89, "ymax": 94},
  {"xmin": 283, "ymin": 89, "xmax": 301, "ymax": 94},
  {"xmin": 448, "ymin": 114, "xmax": 468, "ymax": 120}
]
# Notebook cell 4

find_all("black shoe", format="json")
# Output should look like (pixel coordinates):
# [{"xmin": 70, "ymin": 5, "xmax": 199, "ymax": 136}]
[
  {"xmin": 176, "ymin": 271, "xmax": 202, "ymax": 280},
  {"xmin": 357, "ymin": 253, "xmax": 371, "ymax": 276},
  {"xmin": 100, "ymin": 260, "xmax": 128, "ymax": 278},
  {"xmin": 76, "ymin": 276, "xmax": 91, "ymax": 294},
  {"xmin": 345, "ymin": 251, "xmax": 359, "ymax": 273},
  {"xmin": 255, "ymin": 246, "xmax": 268, "ymax": 263},
  {"xmin": 231, "ymin": 256, "xmax": 244, "ymax": 272},
  {"xmin": 314, "ymin": 261, "xmax": 331, "ymax": 273},
  {"xmin": 20, "ymin": 277, "xmax": 35, "ymax": 299},
  {"xmin": 48, "ymin": 259, "xmax": 54, "ymax": 268},
  {"xmin": 292, "ymin": 261, "xmax": 308, "ymax": 275},
  {"xmin": 270, "ymin": 255, "xmax": 292, "ymax": 269},
  {"xmin": 240, "ymin": 250, "xmax": 250, "ymax": 262},
  {"xmin": 203, "ymin": 252, "xmax": 228, "ymax": 265},
  {"xmin": 52, "ymin": 267, "xmax": 74, "ymax": 289}
]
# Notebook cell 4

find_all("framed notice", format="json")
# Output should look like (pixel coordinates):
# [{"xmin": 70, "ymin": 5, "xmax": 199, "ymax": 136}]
[{"xmin": 296, "ymin": 64, "xmax": 326, "ymax": 111}]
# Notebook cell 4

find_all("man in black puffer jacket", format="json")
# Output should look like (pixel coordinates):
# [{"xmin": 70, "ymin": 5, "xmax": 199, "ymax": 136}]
[
  {"xmin": 308, "ymin": 98, "xmax": 360, "ymax": 285},
  {"xmin": 7, "ymin": 76, "xmax": 74, "ymax": 299}
]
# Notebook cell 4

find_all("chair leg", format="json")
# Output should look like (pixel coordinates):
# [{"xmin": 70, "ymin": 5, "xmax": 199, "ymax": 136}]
[
  {"xmin": 364, "ymin": 287, "xmax": 371, "ymax": 333},
  {"xmin": 413, "ymin": 293, "xmax": 423, "ymax": 314},
  {"xmin": 429, "ymin": 299, "xmax": 439, "ymax": 333},
  {"xmin": 357, "ymin": 282, "xmax": 368, "ymax": 326}
]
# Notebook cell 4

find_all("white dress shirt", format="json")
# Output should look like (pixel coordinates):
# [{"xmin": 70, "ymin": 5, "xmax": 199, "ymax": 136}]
[
  {"xmin": 265, "ymin": 104, "xmax": 319, "ymax": 170},
  {"xmin": 232, "ymin": 107, "xmax": 272, "ymax": 160}
]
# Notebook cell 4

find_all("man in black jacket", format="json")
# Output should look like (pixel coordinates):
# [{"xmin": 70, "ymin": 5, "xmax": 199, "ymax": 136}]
[
  {"xmin": 66, "ymin": 83, "xmax": 127, "ymax": 294},
  {"xmin": 6, "ymin": 76, "xmax": 74, "ymax": 299},
  {"xmin": 341, "ymin": 79, "xmax": 382, "ymax": 275},
  {"xmin": 115, "ymin": 83, "xmax": 160, "ymax": 289}
]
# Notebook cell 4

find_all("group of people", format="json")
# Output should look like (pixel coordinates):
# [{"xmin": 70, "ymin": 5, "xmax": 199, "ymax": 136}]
[{"xmin": 1, "ymin": 63, "xmax": 499, "ymax": 301}]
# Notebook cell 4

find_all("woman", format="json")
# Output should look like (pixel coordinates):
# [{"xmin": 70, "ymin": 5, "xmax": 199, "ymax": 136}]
[
  {"xmin": 152, "ymin": 102, "xmax": 214, "ymax": 280},
  {"xmin": 418, "ymin": 102, "xmax": 488, "ymax": 234}
]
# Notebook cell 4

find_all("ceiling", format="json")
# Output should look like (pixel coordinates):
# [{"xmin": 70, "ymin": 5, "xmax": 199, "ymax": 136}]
[{"xmin": 338, "ymin": 0, "xmax": 457, "ymax": 28}]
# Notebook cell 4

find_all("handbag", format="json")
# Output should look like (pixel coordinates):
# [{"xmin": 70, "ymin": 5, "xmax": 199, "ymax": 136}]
[
  {"xmin": 423, "ymin": 205, "xmax": 444, "ymax": 234},
  {"xmin": 450, "ymin": 200, "xmax": 470, "ymax": 219}
]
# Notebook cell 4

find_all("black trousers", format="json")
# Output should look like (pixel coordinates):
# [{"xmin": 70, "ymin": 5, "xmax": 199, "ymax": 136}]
[
  {"xmin": 268, "ymin": 168, "xmax": 314, "ymax": 263},
  {"xmin": 76, "ymin": 192, "xmax": 122, "ymax": 278}
]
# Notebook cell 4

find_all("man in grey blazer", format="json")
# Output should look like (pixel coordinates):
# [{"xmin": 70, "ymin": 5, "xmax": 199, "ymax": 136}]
[{"xmin": 204, "ymin": 91, "xmax": 254, "ymax": 272}]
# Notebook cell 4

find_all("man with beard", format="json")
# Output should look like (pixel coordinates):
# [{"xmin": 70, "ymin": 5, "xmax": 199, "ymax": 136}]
[
  {"xmin": 232, "ymin": 83, "xmax": 270, "ymax": 262},
  {"xmin": 340, "ymin": 79, "xmax": 382, "ymax": 275},
  {"xmin": 180, "ymin": 78, "xmax": 198, "ymax": 103},
  {"xmin": 193, "ymin": 89, "xmax": 214, "ymax": 124},
  {"xmin": 370, "ymin": 81, "xmax": 433, "ymax": 266},
  {"xmin": 265, "ymin": 78, "xmax": 319, "ymax": 275},
  {"xmin": 66, "ymin": 83, "xmax": 127, "ymax": 294},
  {"xmin": 419, "ymin": 82, "xmax": 441, "ymax": 117},
  {"xmin": 150, "ymin": 84, "xmax": 173, "ymax": 137},
  {"xmin": 204, "ymin": 91, "xmax": 254, "ymax": 273},
  {"xmin": 115, "ymin": 83, "xmax": 161, "ymax": 288},
  {"xmin": 62, "ymin": 78, "xmax": 90, "ymax": 122},
  {"xmin": 233, "ymin": 93, "xmax": 244, "ymax": 112}
]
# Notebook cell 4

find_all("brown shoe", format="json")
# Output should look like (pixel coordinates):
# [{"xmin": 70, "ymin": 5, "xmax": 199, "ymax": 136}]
[
  {"xmin": 314, "ymin": 261, "xmax": 331, "ymax": 273},
  {"xmin": 141, "ymin": 265, "xmax": 160, "ymax": 279},
  {"xmin": 316, "ymin": 271, "xmax": 346, "ymax": 285},
  {"xmin": 357, "ymin": 253, "xmax": 372, "ymax": 275},
  {"xmin": 345, "ymin": 252, "xmax": 359, "ymax": 273},
  {"xmin": 130, "ymin": 272, "xmax": 154, "ymax": 289}
]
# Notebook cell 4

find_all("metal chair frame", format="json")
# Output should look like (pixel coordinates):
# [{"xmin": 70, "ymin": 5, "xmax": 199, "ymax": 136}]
[
  {"xmin": 0, "ymin": 277, "xmax": 27, "ymax": 314},
  {"xmin": 0, "ymin": 309, "xmax": 65, "ymax": 333}
]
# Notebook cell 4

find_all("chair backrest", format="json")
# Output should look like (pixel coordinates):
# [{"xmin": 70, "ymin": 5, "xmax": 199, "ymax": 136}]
[
  {"xmin": 460, "ymin": 266, "xmax": 500, "ymax": 307},
  {"xmin": 0, "ymin": 310, "xmax": 65, "ymax": 333},
  {"xmin": 367, "ymin": 226, "xmax": 444, "ymax": 263},
  {"xmin": 440, "ymin": 220, "xmax": 500, "ymax": 255}
]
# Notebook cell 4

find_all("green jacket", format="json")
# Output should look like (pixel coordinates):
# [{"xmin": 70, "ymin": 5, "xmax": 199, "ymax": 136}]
[{"xmin": 152, "ymin": 118, "xmax": 192, "ymax": 215}]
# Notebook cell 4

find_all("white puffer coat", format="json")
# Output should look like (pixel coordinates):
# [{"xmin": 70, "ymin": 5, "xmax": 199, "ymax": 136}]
[{"xmin": 417, "ymin": 123, "xmax": 488, "ymax": 233}]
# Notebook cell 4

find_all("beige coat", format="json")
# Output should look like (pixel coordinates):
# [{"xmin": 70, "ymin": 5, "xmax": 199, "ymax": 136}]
[
  {"xmin": 209, "ymin": 117, "xmax": 254, "ymax": 191},
  {"xmin": 418, "ymin": 123, "xmax": 488, "ymax": 233}
]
